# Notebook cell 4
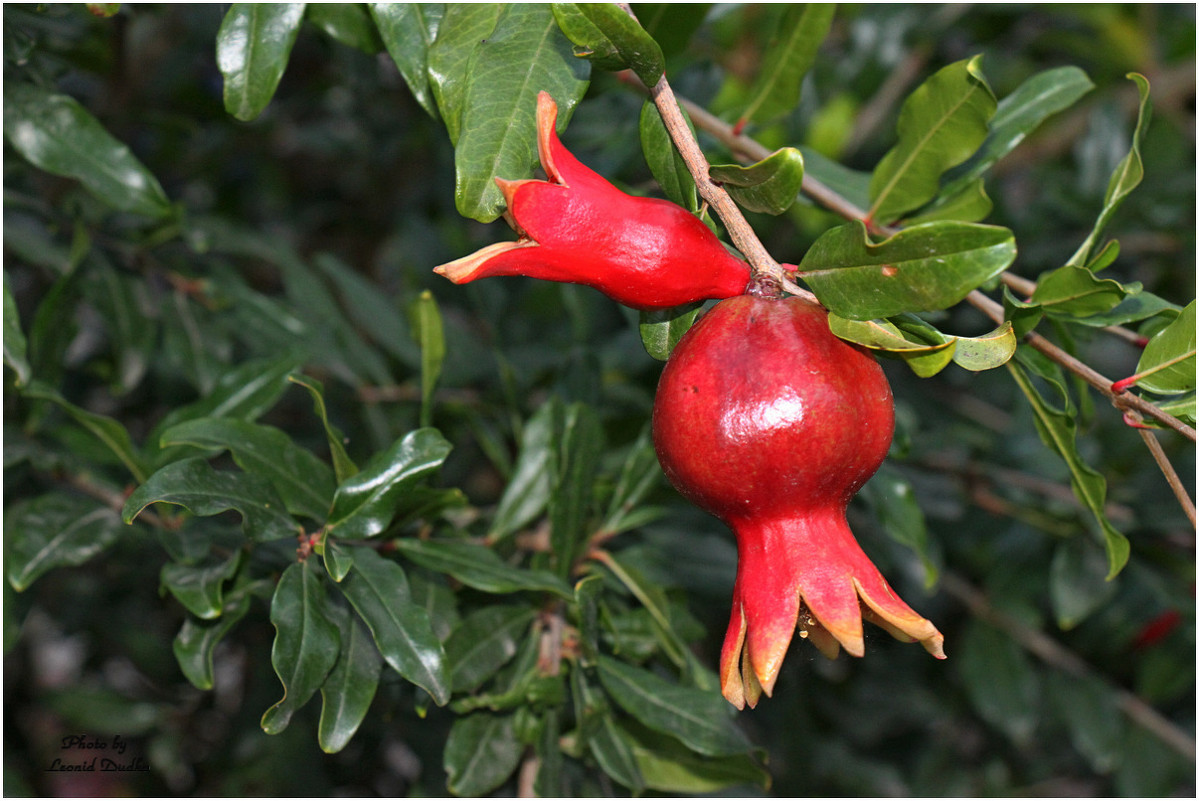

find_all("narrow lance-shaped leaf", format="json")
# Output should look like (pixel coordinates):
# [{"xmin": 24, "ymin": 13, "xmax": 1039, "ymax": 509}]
[
  {"xmin": 337, "ymin": 547, "xmax": 450, "ymax": 705},
  {"xmin": 709, "ymin": 147, "xmax": 805, "ymax": 215},
  {"xmin": 409, "ymin": 290, "xmax": 445, "ymax": 428},
  {"xmin": 550, "ymin": 402, "xmax": 604, "ymax": 578},
  {"xmin": 174, "ymin": 586, "xmax": 255, "ymax": 691},
  {"xmin": 289, "ymin": 374, "xmax": 358, "ymax": 482},
  {"xmin": 1129, "ymin": 300, "xmax": 1195, "ymax": 395},
  {"xmin": 639, "ymin": 100, "xmax": 697, "ymax": 211},
  {"xmin": 618, "ymin": 719, "xmax": 770, "ymax": 794},
  {"xmin": 796, "ymin": 220, "xmax": 1016, "ymax": 321},
  {"xmin": 22, "ymin": 381, "xmax": 147, "ymax": 483},
  {"xmin": 318, "ymin": 606, "xmax": 383, "ymax": 754},
  {"xmin": 261, "ymin": 562, "xmax": 341, "ymax": 734},
  {"xmin": 737, "ymin": 4, "xmax": 835, "ymax": 127},
  {"xmin": 1031, "ymin": 264, "xmax": 1142, "ymax": 318},
  {"xmin": 4, "ymin": 271, "xmax": 31, "ymax": 386},
  {"xmin": 1066, "ymin": 73, "xmax": 1151, "ymax": 268},
  {"xmin": 160, "ymin": 550, "xmax": 244, "ymax": 620},
  {"xmin": 393, "ymin": 538, "xmax": 573, "ymax": 599},
  {"xmin": 3, "ymin": 82, "xmax": 171, "ymax": 218},
  {"xmin": 445, "ymin": 604, "xmax": 538, "ymax": 693},
  {"xmin": 216, "ymin": 3, "xmax": 307, "ymax": 122},
  {"xmin": 453, "ymin": 4, "xmax": 590, "ymax": 222},
  {"xmin": 123, "ymin": 458, "xmax": 299, "ymax": 543},
  {"xmin": 370, "ymin": 3, "xmax": 445, "ymax": 118},
  {"xmin": 551, "ymin": 2, "xmax": 665, "ymax": 87},
  {"xmin": 6, "ymin": 493, "xmax": 124, "ymax": 592},
  {"xmin": 488, "ymin": 398, "xmax": 559, "ymax": 542},
  {"xmin": 868, "ymin": 56, "xmax": 997, "ymax": 225},
  {"xmin": 444, "ymin": 712, "xmax": 522, "ymax": 797}
]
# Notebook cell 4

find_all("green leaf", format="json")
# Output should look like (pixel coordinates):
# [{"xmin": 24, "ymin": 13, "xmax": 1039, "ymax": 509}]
[
  {"xmin": 573, "ymin": 573, "xmax": 603, "ymax": 668},
  {"xmin": 453, "ymin": 4, "xmax": 590, "ymax": 222},
  {"xmin": 444, "ymin": 712, "xmax": 522, "ymax": 796},
  {"xmin": 216, "ymin": 3, "xmax": 306, "ymax": 121},
  {"xmin": 1050, "ymin": 537, "xmax": 1119, "ymax": 630},
  {"xmin": 337, "ymin": 547, "xmax": 450, "ymax": 706},
  {"xmin": 618, "ymin": 719, "xmax": 769, "ymax": 794},
  {"xmin": 638, "ymin": 302, "xmax": 702, "ymax": 361},
  {"xmin": 597, "ymin": 554, "xmax": 692, "ymax": 670},
  {"xmin": 639, "ymin": 101, "xmax": 697, "ymax": 211},
  {"xmin": 86, "ymin": 257, "xmax": 156, "ymax": 394},
  {"xmin": 597, "ymin": 656, "xmax": 752, "ymax": 757},
  {"xmin": 160, "ymin": 550, "xmax": 243, "ymax": 620},
  {"xmin": 289, "ymin": 374, "xmax": 358, "ymax": 482},
  {"xmin": 261, "ymin": 562, "xmax": 341, "ymax": 735},
  {"xmin": 737, "ymin": 4, "xmax": 835, "ymax": 126},
  {"xmin": 4, "ymin": 271, "xmax": 31, "ymax": 386},
  {"xmin": 409, "ymin": 290, "xmax": 445, "ymax": 428},
  {"xmin": 314, "ymin": 252, "xmax": 421, "ymax": 368},
  {"xmin": 326, "ymin": 428, "xmax": 452, "ymax": 539},
  {"xmin": 903, "ymin": 177, "xmax": 992, "ymax": 224},
  {"xmin": 1067, "ymin": 73, "xmax": 1151, "ymax": 268},
  {"xmin": 1070, "ymin": 290, "xmax": 1181, "ymax": 329},
  {"xmin": 318, "ymin": 607, "xmax": 383, "ymax": 754},
  {"xmin": 550, "ymin": 402, "xmax": 604, "ymax": 577},
  {"xmin": 370, "ymin": 3, "xmax": 444, "ymax": 118},
  {"xmin": 709, "ymin": 147, "xmax": 805, "ymax": 215},
  {"xmin": 940, "ymin": 65, "xmax": 1094, "ymax": 200},
  {"xmin": 551, "ymin": 3, "xmax": 665, "ymax": 87},
  {"xmin": 634, "ymin": 3, "xmax": 710, "ymax": 60},
  {"xmin": 801, "ymin": 146, "xmax": 871, "ymax": 211},
  {"xmin": 830, "ymin": 314, "xmax": 958, "ymax": 378},
  {"xmin": 488, "ymin": 399, "xmax": 559, "ymax": 542},
  {"xmin": 3, "ymin": 82, "xmax": 171, "ymax": 218},
  {"xmin": 860, "ymin": 466, "xmax": 937, "ymax": 586},
  {"xmin": 1047, "ymin": 671, "xmax": 1124, "ymax": 774},
  {"xmin": 174, "ymin": 585, "xmax": 255, "ymax": 690},
  {"xmin": 322, "ymin": 538, "xmax": 354, "ymax": 583},
  {"xmin": 123, "ymin": 458, "xmax": 298, "ymax": 543},
  {"xmin": 868, "ymin": 56, "xmax": 997, "ymax": 225},
  {"xmin": 798, "ymin": 220, "xmax": 1016, "ymax": 320},
  {"xmin": 1132, "ymin": 300, "xmax": 1195, "ymax": 394},
  {"xmin": 445, "ymin": 604, "xmax": 538, "ymax": 692},
  {"xmin": 22, "ymin": 381, "xmax": 147, "ymax": 483},
  {"xmin": 1007, "ymin": 356, "xmax": 1129, "ymax": 577},
  {"xmin": 160, "ymin": 418, "xmax": 335, "ymax": 522},
  {"xmin": 951, "ymin": 321, "xmax": 1018, "ymax": 372},
  {"xmin": 1031, "ymin": 264, "xmax": 1141, "ymax": 318},
  {"xmin": 6, "ymin": 493, "xmax": 123, "ymax": 592},
  {"xmin": 599, "ymin": 428, "xmax": 663, "ymax": 535},
  {"xmin": 427, "ymin": 4, "xmax": 504, "ymax": 144},
  {"xmin": 305, "ymin": 3, "xmax": 383, "ymax": 53},
  {"xmin": 393, "ymin": 539, "xmax": 573, "ymax": 599},
  {"xmin": 957, "ymin": 620, "xmax": 1040, "ymax": 743}
]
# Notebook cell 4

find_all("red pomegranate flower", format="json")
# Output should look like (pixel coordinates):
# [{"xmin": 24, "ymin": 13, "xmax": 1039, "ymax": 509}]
[
  {"xmin": 433, "ymin": 92, "xmax": 751, "ymax": 310},
  {"xmin": 652, "ymin": 293, "xmax": 945, "ymax": 709}
]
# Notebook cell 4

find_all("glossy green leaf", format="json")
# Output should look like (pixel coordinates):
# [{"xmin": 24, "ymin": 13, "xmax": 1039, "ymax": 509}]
[
  {"xmin": 941, "ymin": 65, "xmax": 1094, "ymax": 199},
  {"xmin": 598, "ymin": 554, "xmax": 691, "ymax": 669},
  {"xmin": 1031, "ymin": 264, "xmax": 1141, "ymax": 318},
  {"xmin": 639, "ymin": 100, "xmax": 697, "ymax": 211},
  {"xmin": 453, "ymin": 4, "xmax": 590, "ymax": 222},
  {"xmin": 1050, "ymin": 537, "xmax": 1119, "ymax": 630},
  {"xmin": 445, "ymin": 604, "xmax": 537, "ymax": 692},
  {"xmin": 306, "ymin": 3, "xmax": 382, "ymax": 53},
  {"xmin": 1067, "ymin": 73, "xmax": 1151, "ymax": 268},
  {"xmin": 427, "ymin": 3, "xmax": 505, "ymax": 144},
  {"xmin": 123, "ymin": 458, "xmax": 298, "ymax": 543},
  {"xmin": 868, "ymin": 56, "xmax": 997, "ymax": 225},
  {"xmin": 22, "ymin": 381, "xmax": 147, "ymax": 482},
  {"xmin": 1132, "ymin": 300, "xmax": 1195, "ymax": 394},
  {"xmin": 444, "ymin": 711, "xmax": 522, "ymax": 796},
  {"xmin": 6, "ymin": 493, "xmax": 123, "ymax": 592},
  {"xmin": 550, "ymin": 402, "xmax": 604, "ymax": 577},
  {"xmin": 321, "ymin": 538, "xmax": 354, "ymax": 583},
  {"xmin": 160, "ymin": 550, "xmax": 243, "ymax": 620},
  {"xmin": 798, "ymin": 220, "xmax": 1016, "ymax": 320},
  {"xmin": 639, "ymin": 302, "xmax": 703, "ymax": 362},
  {"xmin": 216, "ymin": 3, "xmax": 306, "ymax": 121},
  {"xmin": 160, "ymin": 418, "xmax": 335, "ymax": 522},
  {"xmin": 174, "ymin": 586, "xmax": 255, "ymax": 691},
  {"xmin": 3, "ymin": 82, "xmax": 171, "ymax": 218},
  {"xmin": 618, "ymin": 719, "xmax": 769, "ymax": 794},
  {"xmin": 337, "ymin": 547, "xmax": 449, "ymax": 705},
  {"xmin": 409, "ymin": 290, "xmax": 445, "ymax": 428},
  {"xmin": 393, "ymin": 539, "xmax": 573, "ymax": 599},
  {"xmin": 710, "ymin": 147, "xmax": 805, "ymax": 215},
  {"xmin": 488, "ymin": 399, "xmax": 559, "ymax": 542},
  {"xmin": 957, "ymin": 620, "xmax": 1040, "ymax": 743},
  {"xmin": 903, "ymin": 177, "xmax": 992, "ymax": 224},
  {"xmin": 1071, "ymin": 290, "xmax": 1181, "ymax": 329},
  {"xmin": 597, "ymin": 656, "xmax": 751, "ymax": 757},
  {"xmin": 370, "ymin": 3, "xmax": 444, "ymax": 117},
  {"xmin": 289, "ymin": 374, "xmax": 358, "ymax": 482},
  {"xmin": 326, "ymin": 428, "xmax": 452, "ymax": 539},
  {"xmin": 737, "ymin": 4, "xmax": 834, "ymax": 126},
  {"xmin": 261, "ymin": 562, "xmax": 341, "ymax": 735},
  {"xmin": 589, "ymin": 705, "xmax": 645, "ymax": 792},
  {"xmin": 551, "ymin": 2, "xmax": 665, "ymax": 87},
  {"xmin": 1007, "ymin": 355, "xmax": 1129, "ymax": 577},
  {"xmin": 4, "ymin": 271, "xmax": 30, "ymax": 386},
  {"xmin": 318, "ymin": 607, "xmax": 383, "ymax": 754},
  {"xmin": 860, "ymin": 466, "xmax": 937, "ymax": 586}
]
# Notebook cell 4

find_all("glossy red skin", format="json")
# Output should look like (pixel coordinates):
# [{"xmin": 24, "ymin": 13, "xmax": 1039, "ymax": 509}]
[
  {"xmin": 434, "ymin": 92, "xmax": 751, "ymax": 310},
  {"xmin": 653, "ymin": 294, "xmax": 943, "ymax": 709}
]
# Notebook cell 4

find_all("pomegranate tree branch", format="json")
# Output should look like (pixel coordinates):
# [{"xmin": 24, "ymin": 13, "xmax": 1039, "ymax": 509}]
[{"xmin": 1136, "ymin": 427, "xmax": 1197, "ymax": 527}]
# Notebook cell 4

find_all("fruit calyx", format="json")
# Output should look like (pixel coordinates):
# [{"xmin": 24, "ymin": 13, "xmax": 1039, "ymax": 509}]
[{"xmin": 651, "ymin": 293, "xmax": 944, "ymax": 709}]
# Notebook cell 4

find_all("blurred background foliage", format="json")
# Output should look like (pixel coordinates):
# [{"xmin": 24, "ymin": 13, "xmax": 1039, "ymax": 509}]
[{"xmin": 3, "ymin": 3, "xmax": 1195, "ymax": 797}]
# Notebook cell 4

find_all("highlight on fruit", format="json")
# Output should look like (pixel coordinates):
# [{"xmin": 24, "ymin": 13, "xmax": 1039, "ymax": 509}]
[
  {"xmin": 651, "ymin": 293, "xmax": 945, "ymax": 709},
  {"xmin": 433, "ymin": 91, "xmax": 751, "ymax": 310}
]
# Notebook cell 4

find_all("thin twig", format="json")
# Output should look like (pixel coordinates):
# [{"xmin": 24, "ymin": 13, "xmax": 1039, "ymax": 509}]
[
  {"xmin": 941, "ymin": 571, "xmax": 1196, "ymax": 763},
  {"xmin": 1136, "ymin": 427, "xmax": 1197, "ymax": 527}
]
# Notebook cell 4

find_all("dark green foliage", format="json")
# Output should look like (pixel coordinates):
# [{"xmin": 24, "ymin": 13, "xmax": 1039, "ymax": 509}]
[{"xmin": 3, "ymin": 4, "xmax": 1193, "ymax": 797}]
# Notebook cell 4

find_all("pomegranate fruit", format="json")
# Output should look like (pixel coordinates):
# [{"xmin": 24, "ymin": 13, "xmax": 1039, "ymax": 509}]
[{"xmin": 652, "ymin": 292, "xmax": 945, "ymax": 709}]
